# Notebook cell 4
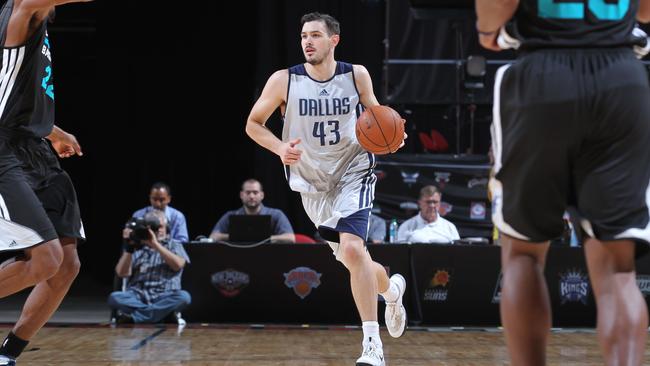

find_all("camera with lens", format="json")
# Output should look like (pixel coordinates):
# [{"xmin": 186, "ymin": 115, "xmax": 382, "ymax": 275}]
[{"xmin": 125, "ymin": 215, "xmax": 162, "ymax": 248}]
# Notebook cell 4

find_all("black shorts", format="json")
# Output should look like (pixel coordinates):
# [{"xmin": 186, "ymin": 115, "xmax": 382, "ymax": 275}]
[
  {"xmin": 0, "ymin": 137, "xmax": 84, "ymax": 252},
  {"xmin": 490, "ymin": 48, "xmax": 650, "ymax": 246}
]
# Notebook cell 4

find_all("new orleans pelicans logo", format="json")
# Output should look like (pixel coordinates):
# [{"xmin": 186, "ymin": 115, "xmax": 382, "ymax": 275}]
[
  {"xmin": 211, "ymin": 269, "xmax": 250, "ymax": 298},
  {"xmin": 284, "ymin": 267, "xmax": 322, "ymax": 299}
]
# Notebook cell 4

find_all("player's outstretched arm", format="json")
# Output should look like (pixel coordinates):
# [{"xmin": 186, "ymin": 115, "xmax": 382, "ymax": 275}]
[
  {"xmin": 22, "ymin": 0, "xmax": 93, "ymax": 11},
  {"xmin": 476, "ymin": 0, "xmax": 519, "ymax": 51},
  {"xmin": 245, "ymin": 70, "xmax": 302, "ymax": 165}
]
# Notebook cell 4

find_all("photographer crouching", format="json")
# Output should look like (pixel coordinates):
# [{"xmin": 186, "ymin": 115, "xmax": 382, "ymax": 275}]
[{"xmin": 108, "ymin": 210, "xmax": 191, "ymax": 324}]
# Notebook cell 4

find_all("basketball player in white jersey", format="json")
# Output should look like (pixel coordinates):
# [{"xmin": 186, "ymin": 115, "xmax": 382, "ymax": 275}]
[{"xmin": 246, "ymin": 12, "xmax": 406, "ymax": 366}]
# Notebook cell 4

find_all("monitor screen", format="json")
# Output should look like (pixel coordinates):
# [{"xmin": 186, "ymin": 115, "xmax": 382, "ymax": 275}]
[{"xmin": 228, "ymin": 215, "xmax": 272, "ymax": 243}]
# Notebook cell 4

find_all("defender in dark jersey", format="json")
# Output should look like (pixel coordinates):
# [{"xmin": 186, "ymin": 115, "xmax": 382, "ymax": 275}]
[
  {"xmin": 477, "ymin": 0, "xmax": 650, "ymax": 365},
  {"xmin": 0, "ymin": 0, "xmax": 91, "ymax": 365}
]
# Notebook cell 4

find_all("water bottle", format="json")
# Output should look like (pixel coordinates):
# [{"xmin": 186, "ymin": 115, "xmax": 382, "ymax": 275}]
[{"xmin": 389, "ymin": 219, "xmax": 398, "ymax": 243}]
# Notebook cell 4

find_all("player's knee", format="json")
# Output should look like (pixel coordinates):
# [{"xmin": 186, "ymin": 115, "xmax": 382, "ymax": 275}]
[
  {"xmin": 28, "ymin": 241, "xmax": 64, "ymax": 282},
  {"xmin": 339, "ymin": 243, "xmax": 366, "ymax": 268},
  {"xmin": 59, "ymin": 252, "xmax": 81, "ymax": 284}
]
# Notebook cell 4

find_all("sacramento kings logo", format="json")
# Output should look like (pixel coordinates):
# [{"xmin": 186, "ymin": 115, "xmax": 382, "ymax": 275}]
[
  {"xmin": 211, "ymin": 269, "xmax": 250, "ymax": 298},
  {"xmin": 559, "ymin": 269, "xmax": 589, "ymax": 305},
  {"xmin": 284, "ymin": 267, "xmax": 322, "ymax": 299}
]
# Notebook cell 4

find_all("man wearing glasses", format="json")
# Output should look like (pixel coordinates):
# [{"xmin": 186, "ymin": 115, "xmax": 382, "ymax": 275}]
[{"xmin": 397, "ymin": 185, "xmax": 460, "ymax": 244}]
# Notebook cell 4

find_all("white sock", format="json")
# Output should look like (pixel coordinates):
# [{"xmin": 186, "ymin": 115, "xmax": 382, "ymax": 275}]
[
  {"xmin": 362, "ymin": 321, "xmax": 381, "ymax": 346},
  {"xmin": 380, "ymin": 278, "xmax": 400, "ymax": 303}
]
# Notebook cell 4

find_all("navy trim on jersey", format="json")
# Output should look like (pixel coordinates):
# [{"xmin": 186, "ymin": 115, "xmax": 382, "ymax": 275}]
[
  {"xmin": 349, "ymin": 63, "xmax": 362, "ymax": 100},
  {"xmin": 337, "ymin": 62, "xmax": 353, "ymax": 75},
  {"xmin": 358, "ymin": 167, "xmax": 376, "ymax": 209},
  {"xmin": 367, "ymin": 152, "xmax": 376, "ymax": 170},
  {"xmin": 285, "ymin": 70, "xmax": 291, "ymax": 109},
  {"xmin": 336, "ymin": 207, "xmax": 372, "ymax": 240},
  {"xmin": 359, "ymin": 175, "xmax": 368, "ymax": 209},
  {"xmin": 288, "ymin": 64, "xmax": 306, "ymax": 76},
  {"xmin": 367, "ymin": 174, "xmax": 376, "ymax": 207},
  {"xmin": 291, "ymin": 62, "xmax": 347, "ymax": 84},
  {"xmin": 317, "ymin": 207, "xmax": 372, "ymax": 242}
]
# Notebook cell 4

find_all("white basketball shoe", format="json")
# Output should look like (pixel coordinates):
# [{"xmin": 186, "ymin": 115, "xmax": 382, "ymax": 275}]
[
  {"xmin": 355, "ymin": 337, "xmax": 385, "ymax": 366},
  {"xmin": 385, "ymin": 273, "xmax": 406, "ymax": 338}
]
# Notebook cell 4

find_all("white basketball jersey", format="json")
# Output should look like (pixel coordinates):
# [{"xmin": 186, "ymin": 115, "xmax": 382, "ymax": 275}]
[{"xmin": 283, "ymin": 62, "xmax": 373, "ymax": 193}]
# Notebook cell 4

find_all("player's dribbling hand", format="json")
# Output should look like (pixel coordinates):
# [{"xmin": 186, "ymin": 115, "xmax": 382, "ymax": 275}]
[
  {"xmin": 479, "ymin": 32, "xmax": 501, "ymax": 52},
  {"xmin": 278, "ymin": 138, "xmax": 303, "ymax": 165},
  {"xmin": 398, "ymin": 130, "xmax": 408, "ymax": 150}
]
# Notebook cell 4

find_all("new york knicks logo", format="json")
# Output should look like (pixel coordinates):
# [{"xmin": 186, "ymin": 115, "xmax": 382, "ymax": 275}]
[
  {"xmin": 211, "ymin": 269, "xmax": 250, "ymax": 298},
  {"xmin": 284, "ymin": 267, "xmax": 322, "ymax": 299},
  {"xmin": 559, "ymin": 269, "xmax": 590, "ymax": 305},
  {"xmin": 439, "ymin": 202, "xmax": 453, "ymax": 216}
]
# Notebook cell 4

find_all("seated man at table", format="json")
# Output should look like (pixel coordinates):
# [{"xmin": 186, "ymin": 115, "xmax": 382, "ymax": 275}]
[
  {"xmin": 397, "ymin": 185, "xmax": 460, "ymax": 244},
  {"xmin": 210, "ymin": 179, "xmax": 295, "ymax": 243}
]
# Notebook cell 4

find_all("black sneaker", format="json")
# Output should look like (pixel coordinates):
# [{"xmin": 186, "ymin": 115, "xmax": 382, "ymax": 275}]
[
  {"xmin": 0, "ymin": 355, "xmax": 16, "ymax": 365},
  {"xmin": 116, "ymin": 311, "xmax": 134, "ymax": 324}
]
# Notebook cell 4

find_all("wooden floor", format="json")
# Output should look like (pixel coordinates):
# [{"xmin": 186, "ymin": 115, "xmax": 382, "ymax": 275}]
[{"xmin": 4, "ymin": 325, "xmax": 649, "ymax": 365}]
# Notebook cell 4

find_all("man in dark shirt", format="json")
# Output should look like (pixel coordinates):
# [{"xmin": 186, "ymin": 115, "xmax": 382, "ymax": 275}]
[{"xmin": 210, "ymin": 179, "xmax": 295, "ymax": 243}]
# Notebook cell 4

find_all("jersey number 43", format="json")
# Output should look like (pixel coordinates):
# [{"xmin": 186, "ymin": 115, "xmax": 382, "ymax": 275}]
[{"xmin": 313, "ymin": 120, "xmax": 341, "ymax": 146}]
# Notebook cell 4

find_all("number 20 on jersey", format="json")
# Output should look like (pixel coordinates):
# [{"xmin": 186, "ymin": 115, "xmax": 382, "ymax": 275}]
[{"xmin": 539, "ymin": 0, "xmax": 629, "ymax": 20}]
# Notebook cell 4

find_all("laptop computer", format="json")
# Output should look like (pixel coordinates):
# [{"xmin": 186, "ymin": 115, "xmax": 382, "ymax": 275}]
[{"xmin": 228, "ymin": 215, "xmax": 272, "ymax": 243}]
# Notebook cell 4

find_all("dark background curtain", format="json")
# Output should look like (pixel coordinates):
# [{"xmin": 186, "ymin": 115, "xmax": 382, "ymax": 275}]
[{"xmin": 54, "ymin": 1, "xmax": 650, "ymax": 287}]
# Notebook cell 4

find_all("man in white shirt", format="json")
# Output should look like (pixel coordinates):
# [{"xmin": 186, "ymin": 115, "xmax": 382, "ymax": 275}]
[{"xmin": 397, "ymin": 185, "xmax": 460, "ymax": 244}]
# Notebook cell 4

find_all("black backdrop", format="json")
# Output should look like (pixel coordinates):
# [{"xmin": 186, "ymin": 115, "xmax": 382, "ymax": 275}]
[
  {"xmin": 52, "ymin": 1, "xmax": 650, "ymax": 289},
  {"xmin": 57, "ymin": 0, "xmax": 387, "ymax": 287}
]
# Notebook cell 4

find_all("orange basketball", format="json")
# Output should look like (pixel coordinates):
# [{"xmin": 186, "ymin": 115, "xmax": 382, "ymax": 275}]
[{"xmin": 355, "ymin": 105, "xmax": 405, "ymax": 155}]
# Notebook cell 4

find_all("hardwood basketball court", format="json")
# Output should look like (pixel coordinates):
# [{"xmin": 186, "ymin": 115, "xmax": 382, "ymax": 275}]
[{"xmin": 5, "ymin": 324, "xmax": 647, "ymax": 365}]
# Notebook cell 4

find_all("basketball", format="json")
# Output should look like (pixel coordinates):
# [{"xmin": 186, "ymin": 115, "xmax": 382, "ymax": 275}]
[{"xmin": 355, "ymin": 105, "xmax": 405, "ymax": 155}]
